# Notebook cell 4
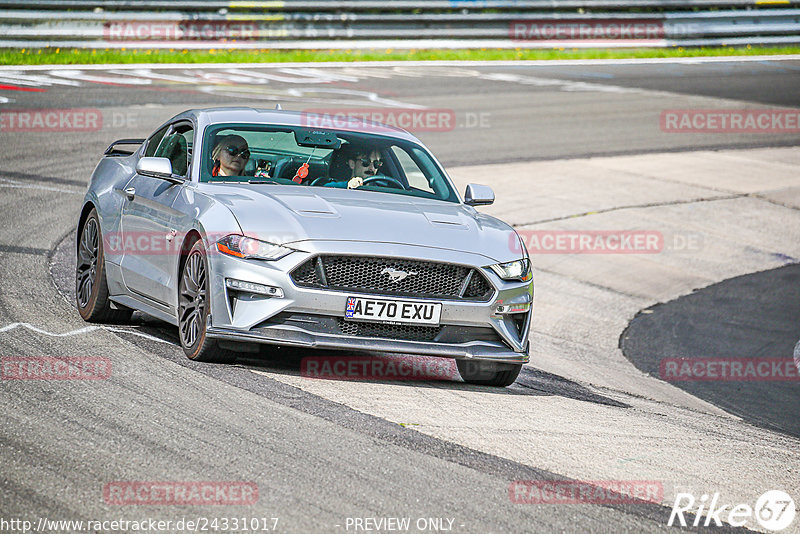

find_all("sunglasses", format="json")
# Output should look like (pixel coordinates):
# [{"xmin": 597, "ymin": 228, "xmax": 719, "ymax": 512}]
[
  {"xmin": 225, "ymin": 146, "xmax": 250, "ymax": 160},
  {"xmin": 358, "ymin": 158, "xmax": 383, "ymax": 168}
]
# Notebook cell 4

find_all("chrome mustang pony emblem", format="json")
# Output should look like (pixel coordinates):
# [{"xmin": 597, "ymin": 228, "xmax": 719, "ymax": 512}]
[{"xmin": 381, "ymin": 267, "xmax": 418, "ymax": 283}]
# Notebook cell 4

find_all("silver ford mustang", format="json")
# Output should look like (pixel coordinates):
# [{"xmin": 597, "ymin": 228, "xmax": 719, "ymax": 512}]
[{"xmin": 76, "ymin": 107, "xmax": 533, "ymax": 386}]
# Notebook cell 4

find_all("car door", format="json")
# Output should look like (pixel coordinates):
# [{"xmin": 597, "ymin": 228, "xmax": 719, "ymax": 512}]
[{"xmin": 119, "ymin": 121, "xmax": 193, "ymax": 309}]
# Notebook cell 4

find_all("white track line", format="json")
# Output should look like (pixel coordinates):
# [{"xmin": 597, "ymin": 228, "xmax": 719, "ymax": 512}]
[
  {"xmin": 47, "ymin": 69, "xmax": 152, "ymax": 85},
  {"xmin": 1, "ymin": 55, "xmax": 799, "ymax": 72},
  {"xmin": 0, "ymin": 322, "xmax": 176, "ymax": 344}
]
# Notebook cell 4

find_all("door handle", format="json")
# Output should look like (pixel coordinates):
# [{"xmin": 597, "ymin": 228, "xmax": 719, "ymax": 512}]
[{"xmin": 124, "ymin": 187, "xmax": 135, "ymax": 200}]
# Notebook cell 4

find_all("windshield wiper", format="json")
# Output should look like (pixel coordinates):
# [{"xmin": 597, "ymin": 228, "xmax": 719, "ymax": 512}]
[{"xmin": 248, "ymin": 179, "xmax": 278, "ymax": 184}]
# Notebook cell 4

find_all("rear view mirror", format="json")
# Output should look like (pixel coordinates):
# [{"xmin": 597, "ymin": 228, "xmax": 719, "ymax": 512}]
[
  {"xmin": 294, "ymin": 129, "xmax": 342, "ymax": 149},
  {"xmin": 464, "ymin": 183, "xmax": 495, "ymax": 206}
]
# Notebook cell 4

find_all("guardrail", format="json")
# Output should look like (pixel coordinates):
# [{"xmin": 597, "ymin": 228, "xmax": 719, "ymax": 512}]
[
  {"xmin": 1, "ymin": 1, "xmax": 798, "ymax": 8},
  {"xmin": 0, "ymin": 1, "xmax": 798, "ymax": 49}
]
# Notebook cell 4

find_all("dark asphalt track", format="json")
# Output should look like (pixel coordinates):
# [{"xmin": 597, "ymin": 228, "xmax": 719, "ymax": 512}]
[
  {"xmin": 491, "ymin": 60, "xmax": 800, "ymax": 108},
  {"xmin": 1, "ymin": 60, "xmax": 798, "ymax": 164},
  {"xmin": 621, "ymin": 263, "xmax": 800, "ymax": 439}
]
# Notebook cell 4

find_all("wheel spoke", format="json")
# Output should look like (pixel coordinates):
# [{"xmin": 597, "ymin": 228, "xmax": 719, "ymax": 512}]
[
  {"xmin": 77, "ymin": 268, "xmax": 91, "ymax": 284},
  {"xmin": 186, "ymin": 255, "xmax": 195, "ymax": 284},
  {"xmin": 190, "ymin": 319, "xmax": 198, "ymax": 346},
  {"xmin": 191, "ymin": 254, "xmax": 200, "ymax": 280},
  {"xmin": 78, "ymin": 237, "xmax": 91, "ymax": 262},
  {"xmin": 78, "ymin": 277, "xmax": 92, "ymax": 306},
  {"xmin": 180, "ymin": 308, "xmax": 192, "ymax": 328},
  {"xmin": 185, "ymin": 256, "xmax": 199, "ymax": 293},
  {"xmin": 185, "ymin": 276, "xmax": 199, "ymax": 294},
  {"xmin": 86, "ymin": 220, "xmax": 98, "ymax": 255},
  {"xmin": 196, "ymin": 262, "xmax": 206, "ymax": 286},
  {"xmin": 179, "ymin": 305, "xmax": 195, "ymax": 324},
  {"xmin": 180, "ymin": 312, "xmax": 196, "ymax": 346}
]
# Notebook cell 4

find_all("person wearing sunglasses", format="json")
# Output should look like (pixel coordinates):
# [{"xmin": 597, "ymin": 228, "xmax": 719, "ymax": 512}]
[
  {"xmin": 211, "ymin": 134, "xmax": 251, "ymax": 177},
  {"xmin": 346, "ymin": 147, "xmax": 384, "ymax": 189}
]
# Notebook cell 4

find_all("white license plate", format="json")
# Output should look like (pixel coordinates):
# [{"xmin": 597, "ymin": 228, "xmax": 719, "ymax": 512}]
[{"xmin": 344, "ymin": 296, "xmax": 442, "ymax": 326}]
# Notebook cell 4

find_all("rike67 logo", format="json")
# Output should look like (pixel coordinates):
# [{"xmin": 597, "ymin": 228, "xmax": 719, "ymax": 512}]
[{"xmin": 669, "ymin": 490, "xmax": 796, "ymax": 531}]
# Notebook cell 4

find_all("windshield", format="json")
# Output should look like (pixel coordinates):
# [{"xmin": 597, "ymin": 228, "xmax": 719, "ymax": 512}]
[{"xmin": 200, "ymin": 123, "xmax": 459, "ymax": 203}]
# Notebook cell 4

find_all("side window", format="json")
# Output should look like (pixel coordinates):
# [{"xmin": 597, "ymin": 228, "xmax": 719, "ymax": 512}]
[
  {"xmin": 392, "ymin": 146, "xmax": 433, "ymax": 193},
  {"xmin": 144, "ymin": 126, "xmax": 169, "ymax": 157},
  {"xmin": 154, "ymin": 124, "xmax": 193, "ymax": 177}
]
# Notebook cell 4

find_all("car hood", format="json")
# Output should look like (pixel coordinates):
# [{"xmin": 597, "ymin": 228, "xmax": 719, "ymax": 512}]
[{"xmin": 200, "ymin": 184, "xmax": 520, "ymax": 264}]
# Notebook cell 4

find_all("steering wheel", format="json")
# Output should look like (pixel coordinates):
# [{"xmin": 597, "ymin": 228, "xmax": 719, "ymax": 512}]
[
  {"xmin": 362, "ymin": 175, "xmax": 408, "ymax": 190},
  {"xmin": 310, "ymin": 175, "xmax": 332, "ymax": 187}
]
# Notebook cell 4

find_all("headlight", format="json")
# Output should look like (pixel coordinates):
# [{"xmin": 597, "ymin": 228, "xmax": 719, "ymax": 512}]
[
  {"xmin": 489, "ymin": 258, "xmax": 532, "ymax": 282},
  {"xmin": 216, "ymin": 234, "xmax": 293, "ymax": 261}
]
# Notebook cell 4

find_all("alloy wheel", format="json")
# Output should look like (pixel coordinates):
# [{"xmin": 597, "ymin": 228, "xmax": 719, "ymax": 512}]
[
  {"xmin": 179, "ymin": 250, "xmax": 207, "ymax": 348},
  {"xmin": 76, "ymin": 217, "xmax": 98, "ymax": 309}
]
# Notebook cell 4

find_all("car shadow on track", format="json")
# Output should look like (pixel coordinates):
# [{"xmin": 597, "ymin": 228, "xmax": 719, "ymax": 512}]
[{"xmin": 232, "ymin": 345, "xmax": 630, "ymax": 408}]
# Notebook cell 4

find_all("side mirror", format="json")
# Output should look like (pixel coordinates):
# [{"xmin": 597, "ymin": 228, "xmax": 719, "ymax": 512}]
[
  {"xmin": 136, "ymin": 157, "xmax": 177, "ymax": 180},
  {"xmin": 464, "ymin": 183, "xmax": 494, "ymax": 206}
]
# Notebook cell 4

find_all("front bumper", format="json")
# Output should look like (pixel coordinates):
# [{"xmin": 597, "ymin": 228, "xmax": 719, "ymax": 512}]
[
  {"xmin": 205, "ymin": 240, "xmax": 532, "ymax": 364},
  {"xmin": 207, "ymin": 325, "xmax": 528, "ymax": 363}
]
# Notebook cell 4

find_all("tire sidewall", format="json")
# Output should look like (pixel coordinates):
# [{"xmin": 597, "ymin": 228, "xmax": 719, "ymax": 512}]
[{"xmin": 457, "ymin": 359, "xmax": 522, "ymax": 387}]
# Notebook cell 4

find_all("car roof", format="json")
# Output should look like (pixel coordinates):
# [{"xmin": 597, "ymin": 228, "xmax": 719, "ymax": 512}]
[{"xmin": 168, "ymin": 107, "xmax": 423, "ymax": 144}]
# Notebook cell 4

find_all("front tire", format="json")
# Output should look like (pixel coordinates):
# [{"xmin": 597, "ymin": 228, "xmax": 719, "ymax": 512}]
[
  {"xmin": 76, "ymin": 209, "xmax": 133, "ymax": 324},
  {"xmin": 178, "ymin": 240, "xmax": 235, "ymax": 363},
  {"xmin": 457, "ymin": 360, "xmax": 522, "ymax": 387}
]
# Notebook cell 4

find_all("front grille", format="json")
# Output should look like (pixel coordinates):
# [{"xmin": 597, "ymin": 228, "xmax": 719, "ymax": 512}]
[
  {"xmin": 291, "ymin": 255, "xmax": 494, "ymax": 301},
  {"xmin": 291, "ymin": 259, "xmax": 321, "ymax": 286},
  {"xmin": 337, "ymin": 319, "xmax": 441, "ymax": 341},
  {"xmin": 464, "ymin": 270, "xmax": 492, "ymax": 299}
]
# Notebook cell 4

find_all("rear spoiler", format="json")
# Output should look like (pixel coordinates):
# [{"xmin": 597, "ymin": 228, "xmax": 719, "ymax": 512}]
[{"xmin": 104, "ymin": 138, "xmax": 145, "ymax": 157}]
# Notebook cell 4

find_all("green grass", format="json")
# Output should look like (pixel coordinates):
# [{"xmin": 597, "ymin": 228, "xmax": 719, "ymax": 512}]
[{"xmin": 1, "ymin": 45, "xmax": 799, "ymax": 65}]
